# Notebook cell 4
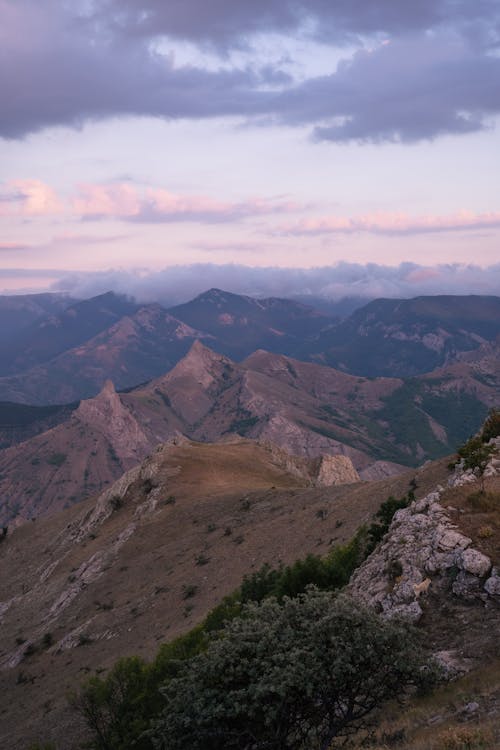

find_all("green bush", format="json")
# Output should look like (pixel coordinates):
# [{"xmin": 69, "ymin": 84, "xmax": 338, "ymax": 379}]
[
  {"xmin": 73, "ymin": 491, "xmax": 416, "ymax": 750},
  {"xmin": 150, "ymin": 589, "xmax": 437, "ymax": 750},
  {"xmin": 46, "ymin": 452, "xmax": 67, "ymax": 467},
  {"xmin": 481, "ymin": 408, "xmax": 500, "ymax": 443}
]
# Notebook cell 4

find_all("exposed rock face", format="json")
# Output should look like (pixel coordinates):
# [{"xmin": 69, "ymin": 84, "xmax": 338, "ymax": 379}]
[
  {"xmin": 349, "ymin": 487, "xmax": 496, "ymax": 622},
  {"xmin": 312, "ymin": 455, "xmax": 360, "ymax": 486},
  {"xmin": 74, "ymin": 380, "xmax": 151, "ymax": 462},
  {"xmin": 256, "ymin": 441, "xmax": 360, "ymax": 488}
]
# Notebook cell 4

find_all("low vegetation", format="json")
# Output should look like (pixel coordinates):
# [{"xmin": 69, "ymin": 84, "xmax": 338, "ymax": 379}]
[
  {"xmin": 450, "ymin": 408, "xmax": 500, "ymax": 489},
  {"xmin": 150, "ymin": 591, "xmax": 436, "ymax": 750},
  {"xmin": 72, "ymin": 490, "xmax": 419, "ymax": 749}
]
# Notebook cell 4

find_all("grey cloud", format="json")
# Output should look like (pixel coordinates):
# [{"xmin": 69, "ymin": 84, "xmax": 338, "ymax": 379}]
[
  {"xmin": 46, "ymin": 262, "xmax": 500, "ymax": 306},
  {"xmin": 275, "ymin": 33, "xmax": 500, "ymax": 142},
  {"xmin": 100, "ymin": 0, "xmax": 496, "ymax": 48},
  {"xmin": 0, "ymin": 2, "xmax": 274, "ymax": 139},
  {"xmin": 2, "ymin": 1, "xmax": 500, "ymax": 143}
]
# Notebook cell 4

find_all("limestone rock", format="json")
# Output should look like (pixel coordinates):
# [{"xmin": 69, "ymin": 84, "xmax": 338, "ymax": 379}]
[
  {"xmin": 459, "ymin": 548, "xmax": 491, "ymax": 577},
  {"xmin": 484, "ymin": 568, "xmax": 500, "ymax": 598},
  {"xmin": 348, "ymin": 485, "xmax": 497, "ymax": 621},
  {"xmin": 313, "ymin": 455, "xmax": 360, "ymax": 487}
]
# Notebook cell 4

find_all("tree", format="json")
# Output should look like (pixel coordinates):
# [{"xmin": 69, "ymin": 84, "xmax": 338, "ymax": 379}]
[
  {"xmin": 480, "ymin": 408, "xmax": 500, "ymax": 443},
  {"xmin": 150, "ymin": 588, "xmax": 436, "ymax": 750},
  {"xmin": 457, "ymin": 435, "xmax": 495, "ymax": 492}
]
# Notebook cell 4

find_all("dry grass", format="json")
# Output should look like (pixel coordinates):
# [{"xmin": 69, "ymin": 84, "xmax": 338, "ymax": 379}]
[{"xmin": 360, "ymin": 659, "xmax": 500, "ymax": 750}]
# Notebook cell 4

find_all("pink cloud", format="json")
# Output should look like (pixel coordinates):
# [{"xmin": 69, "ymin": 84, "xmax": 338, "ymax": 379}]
[
  {"xmin": 0, "ymin": 242, "xmax": 27, "ymax": 251},
  {"xmin": 404, "ymin": 267, "xmax": 442, "ymax": 282},
  {"xmin": 279, "ymin": 210, "xmax": 500, "ymax": 236},
  {"xmin": 0, "ymin": 179, "xmax": 62, "ymax": 216},
  {"xmin": 73, "ymin": 182, "xmax": 298, "ymax": 223}
]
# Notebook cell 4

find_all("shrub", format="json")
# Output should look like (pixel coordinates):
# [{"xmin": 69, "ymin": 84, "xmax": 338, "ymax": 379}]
[
  {"xmin": 480, "ymin": 407, "xmax": 500, "ymax": 443},
  {"xmin": 46, "ymin": 452, "xmax": 67, "ymax": 467},
  {"xmin": 150, "ymin": 589, "xmax": 436, "ymax": 750}
]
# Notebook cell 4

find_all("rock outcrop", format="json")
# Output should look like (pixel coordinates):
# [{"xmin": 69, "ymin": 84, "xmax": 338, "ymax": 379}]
[
  {"xmin": 311, "ymin": 454, "xmax": 360, "ymax": 487},
  {"xmin": 349, "ymin": 452, "xmax": 500, "ymax": 621}
]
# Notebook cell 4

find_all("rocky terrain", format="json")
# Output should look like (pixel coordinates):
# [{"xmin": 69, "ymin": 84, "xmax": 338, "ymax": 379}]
[
  {"xmin": 350, "ymin": 439, "xmax": 500, "ymax": 624},
  {"xmin": 0, "ymin": 435, "xmax": 498, "ymax": 749},
  {"xmin": 0, "ymin": 289, "xmax": 334, "ymax": 404},
  {"xmin": 2, "ymin": 340, "xmax": 498, "ymax": 524},
  {"xmin": 0, "ymin": 438, "xmax": 451, "ymax": 749},
  {"xmin": 306, "ymin": 294, "xmax": 500, "ymax": 377},
  {"xmin": 0, "ymin": 290, "xmax": 498, "ymax": 405}
]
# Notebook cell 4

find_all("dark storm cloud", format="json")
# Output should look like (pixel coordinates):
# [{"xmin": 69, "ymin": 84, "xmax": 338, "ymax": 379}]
[
  {"xmin": 1, "ymin": 0, "xmax": 500, "ymax": 142},
  {"xmin": 48, "ymin": 262, "xmax": 500, "ymax": 306}
]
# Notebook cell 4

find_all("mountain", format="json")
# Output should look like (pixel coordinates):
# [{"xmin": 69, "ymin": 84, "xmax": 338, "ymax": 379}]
[
  {"xmin": 0, "ymin": 290, "xmax": 498, "ymax": 405},
  {"xmin": 0, "ymin": 292, "xmax": 77, "ymax": 344},
  {"xmin": 0, "ymin": 291, "xmax": 137, "ymax": 377},
  {"xmin": 307, "ymin": 295, "xmax": 500, "ymax": 377},
  {"xmin": 0, "ymin": 440, "xmax": 453, "ymax": 749},
  {"xmin": 168, "ymin": 287, "xmax": 333, "ymax": 359},
  {"xmin": 0, "ymin": 306, "xmax": 212, "ymax": 404},
  {"xmin": 1, "ymin": 341, "xmax": 498, "ymax": 524}
]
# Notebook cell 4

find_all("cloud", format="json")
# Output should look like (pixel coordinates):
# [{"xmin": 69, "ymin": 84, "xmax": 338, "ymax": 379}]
[
  {"xmin": 0, "ymin": 242, "xmax": 29, "ymax": 252},
  {"xmin": 0, "ymin": 1, "xmax": 276, "ymax": 139},
  {"xmin": 275, "ymin": 32, "xmax": 500, "ymax": 142},
  {"xmin": 73, "ymin": 182, "xmax": 298, "ymax": 222},
  {"xmin": 100, "ymin": 0, "xmax": 496, "ymax": 48},
  {"xmin": 45, "ymin": 261, "xmax": 500, "ymax": 306},
  {"xmin": 279, "ymin": 209, "xmax": 500, "ymax": 236},
  {"xmin": 0, "ymin": 179, "xmax": 62, "ymax": 216},
  {"xmin": 2, "ymin": 1, "xmax": 500, "ymax": 143}
]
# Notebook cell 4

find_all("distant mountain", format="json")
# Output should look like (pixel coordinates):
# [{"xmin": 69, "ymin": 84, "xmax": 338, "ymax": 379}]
[
  {"xmin": 0, "ymin": 306, "xmax": 212, "ymax": 404},
  {"xmin": 0, "ymin": 290, "xmax": 498, "ymax": 405},
  {"xmin": 306, "ymin": 295, "xmax": 500, "ymax": 377},
  {"xmin": 0, "ymin": 292, "xmax": 77, "ymax": 344},
  {"xmin": 168, "ymin": 287, "xmax": 333, "ymax": 359},
  {"xmin": 289, "ymin": 295, "xmax": 370, "ymax": 318},
  {"xmin": 1, "ymin": 341, "xmax": 497, "ymax": 524},
  {"xmin": 0, "ymin": 291, "xmax": 137, "ymax": 376}
]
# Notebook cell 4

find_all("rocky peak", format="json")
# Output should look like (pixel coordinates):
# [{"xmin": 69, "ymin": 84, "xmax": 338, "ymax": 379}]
[
  {"xmin": 166, "ymin": 340, "xmax": 234, "ymax": 384},
  {"xmin": 73, "ymin": 380, "xmax": 150, "ymax": 459}
]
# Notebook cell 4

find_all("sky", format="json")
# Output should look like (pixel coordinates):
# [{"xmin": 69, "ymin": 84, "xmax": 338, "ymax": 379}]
[{"xmin": 1, "ymin": 0, "xmax": 500, "ymax": 302}]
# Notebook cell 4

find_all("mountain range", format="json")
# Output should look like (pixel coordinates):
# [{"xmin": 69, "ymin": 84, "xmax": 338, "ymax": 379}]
[
  {"xmin": 0, "ymin": 287, "xmax": 499, "ymax": 749},
  {"xmin": 1, "ymin": 338, "xmax": 498, "ymax": 525},
  {"xmin": 0, "ymin": 289, "xmax": 498, "ymax": 405}
]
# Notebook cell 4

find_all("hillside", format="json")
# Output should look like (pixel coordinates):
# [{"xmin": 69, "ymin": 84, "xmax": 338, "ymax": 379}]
[
  {"xmin": 0, "ymin": 292, "xmax": 137, "ymax": 377},
  {"xmin": 1, "ymin": 341, "xmax": 498, "ymax": 525},
  {"xmin": 307, "ymin": 294, "xmax": 500, "ymax": 377},
  {"xmin": 0, "ymin": 400, "xmax": 78, "ymax": 450},
  {"xmin": 0, "ymin": 440, "xmax": 449, "ymax": 749},
  {"xmin": 168, "ymin": 287, "xmax": 333, "ymax": 359},
  {"xmin": 0, "ymin": 439, "xmax": 498, "ymax": 749},
  {"xmin": 0, "ymin": 292, "xmax": 77, "ymax": 344},
  {"xmin": 0, "ymin": 306, "xmax": 211, "ymax": 404}
]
